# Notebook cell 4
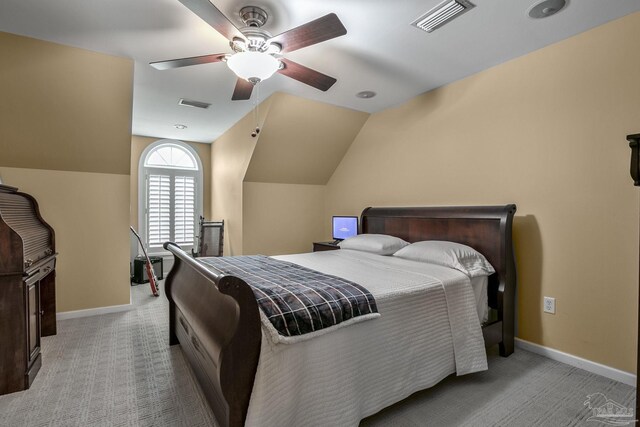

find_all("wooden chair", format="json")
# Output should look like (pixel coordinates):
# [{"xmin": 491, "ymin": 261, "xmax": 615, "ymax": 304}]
[{"xmin": 192, "ymin": 217, "xmax": 224, "ymax": 258}]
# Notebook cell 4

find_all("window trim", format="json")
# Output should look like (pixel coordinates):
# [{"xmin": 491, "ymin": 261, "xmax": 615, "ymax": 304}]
[
  {"xmin": 138, "ymin": 139, "xmax": 203, "ymax": 255},
  {"xmin": 144, "ymin": 141, "xmax": 199, "ymax": 170}
]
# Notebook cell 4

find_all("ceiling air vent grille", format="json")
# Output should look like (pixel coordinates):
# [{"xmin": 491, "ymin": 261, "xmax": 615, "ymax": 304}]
[
  {"xmin": 178, "ymin": 98, "xmax": 211, "ymax": 109},
  {"xmin": 411, "ymin": 0, "xmax": 475, "ymax": 33}
]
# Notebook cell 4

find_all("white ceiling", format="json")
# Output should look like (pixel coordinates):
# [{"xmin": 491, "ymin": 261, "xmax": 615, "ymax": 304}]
[{"xmin": 1, "ymin": 0, "xmax": 639, "ymax": 143}]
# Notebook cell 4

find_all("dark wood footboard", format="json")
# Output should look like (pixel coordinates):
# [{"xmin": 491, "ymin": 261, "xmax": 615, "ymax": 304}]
[{"xmin": 163, "ymin": 242, "xmax": 261, "ymax": 427}]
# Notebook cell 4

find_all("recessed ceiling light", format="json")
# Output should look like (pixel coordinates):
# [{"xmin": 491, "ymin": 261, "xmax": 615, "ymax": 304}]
[
  {"xmin": 174, "ymin": 124, "xmax": 187, "ymax": 129},
  {"xmin": 528, "ymin": 0, "xmax": 567, "ymax": 19},
  {"xmin": 356, "ymin": 91, "xmax": 377, "ymax": 99}
]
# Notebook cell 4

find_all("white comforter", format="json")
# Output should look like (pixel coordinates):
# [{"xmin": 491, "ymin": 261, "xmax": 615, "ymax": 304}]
[{"xmin": 244, "ymin": 249, "xmax": 488, "ymax": 427}]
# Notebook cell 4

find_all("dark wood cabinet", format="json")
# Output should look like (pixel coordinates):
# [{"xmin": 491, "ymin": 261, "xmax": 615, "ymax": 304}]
[
  {"xmin": 26, "ymin": 279, "xmax": 42, "ymax": 387},
  {"xmin": 626, "ymin": 133, "xmax": 640, "ymax": 426},
  {"xmin": 313, "ymin": 241, "xmax": 340, "ymax": 252},
  {"xmin": 27, "ymin": 281, "xmax": 40, "ymax": 362},
  {"xmin": 0, "ymin": 184, "xmax": 56, "ymax": 395},
  {"xmin": 39, "ymin": 269, "xmax": 57, "ymax": 337}
]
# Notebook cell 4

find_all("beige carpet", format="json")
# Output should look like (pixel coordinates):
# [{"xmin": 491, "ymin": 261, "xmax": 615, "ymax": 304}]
[
  {"xmin": 360, "ymin": 346, "xmax": 635, "ymax": 426},
  {"xmin": 0, "ymin": 282, "xmax": 634, "ymax": 426},
  {"xmin": 0, "ymin": 281, "xmax": 215, "ymax": 427}
]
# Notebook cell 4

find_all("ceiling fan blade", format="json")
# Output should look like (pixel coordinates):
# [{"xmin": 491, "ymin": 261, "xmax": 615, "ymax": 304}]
[
  {"xmin": 278, "ymin": 58, "xmax": 337, "ymax": 92},
  {"xmin": 231, "ymin": 78, "xmax": 254, "ymax": 100},
  {"xmin": 178, "ymin": 0, "xmax": 244, "ymax": 42},
  {"xmin": 269, "ymin": 13, "xmax": 347, "ymax": 53},
  {"xmin": 150, "ymin": 53, "xmax": 226, "ymax": 70}
]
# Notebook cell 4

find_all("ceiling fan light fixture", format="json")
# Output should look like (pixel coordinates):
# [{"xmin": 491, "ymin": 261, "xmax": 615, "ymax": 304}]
[{"xmin": 227, "ymin": 51, "xmax": 280, "ymax": 83}]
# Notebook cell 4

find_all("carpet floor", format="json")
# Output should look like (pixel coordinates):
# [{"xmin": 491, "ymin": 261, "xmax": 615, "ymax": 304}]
[{"xmin": 0, "ymin": 283, "xmax": 634, "ymax": 426}]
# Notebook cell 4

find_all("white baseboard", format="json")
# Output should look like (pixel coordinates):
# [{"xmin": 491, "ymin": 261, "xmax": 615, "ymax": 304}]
[
  {"xmin": 56, "ymin": 302, "xmax": 133, "ymax": 321},
  {"xmin": 515, "ymin": 338, "xmax": 636, "ymax": 386}
]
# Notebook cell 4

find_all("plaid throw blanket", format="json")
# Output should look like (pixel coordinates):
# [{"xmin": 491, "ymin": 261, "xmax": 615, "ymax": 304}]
[{"xmin": 200, "ymin": 255, "xmax": 378, "ymax": 338}]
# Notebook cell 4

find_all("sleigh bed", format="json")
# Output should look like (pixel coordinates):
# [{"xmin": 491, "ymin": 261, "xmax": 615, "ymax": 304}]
[{"xmin": 163, "ymin": 205, "xmax": 517, "ymax": 427}]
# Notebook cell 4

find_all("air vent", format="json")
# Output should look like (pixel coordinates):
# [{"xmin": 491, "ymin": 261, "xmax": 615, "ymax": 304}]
[
  {"xmin": 178, "ymin": 99, "xmax": 211, "ymax": 109},
  {"xmin": 411, "ymin": 0, "xmax": 475, "ymax": 33}
]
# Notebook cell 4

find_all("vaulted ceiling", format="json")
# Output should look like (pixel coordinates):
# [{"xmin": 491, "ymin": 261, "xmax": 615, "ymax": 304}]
[
  {"xmin": 244, "ymin": 93, "xmax": 369, "ymax": 185},
  {"xmin": 1, "ymin": 0, "xmax": 639, "ymax": 143}
]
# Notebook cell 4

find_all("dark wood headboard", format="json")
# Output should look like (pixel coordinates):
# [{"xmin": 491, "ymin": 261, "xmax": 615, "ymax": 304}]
[
  {"xmin": 361, "ymin": 205, "xmax": 517, "ymax": 354},
  {"xmin": 361, "ymin": 205, "xmax": 516, "ymax": 286}
]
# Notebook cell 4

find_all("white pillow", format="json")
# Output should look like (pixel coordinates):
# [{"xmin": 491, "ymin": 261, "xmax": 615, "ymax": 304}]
[
  {"xmin": 393, "ymin": 240, "xmax": 495, "ymax": 278},
  {"xmin": 339, "ymin": 234, "xmax": 409, "ymax": 255}
]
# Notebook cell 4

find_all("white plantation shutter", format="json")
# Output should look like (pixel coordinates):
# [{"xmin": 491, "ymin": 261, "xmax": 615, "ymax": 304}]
[
  {"xmin": 147, "ymin": 174, "xmax": 171, "ymax": 248},
  {"xmin": 140, "ymin": 141, "xmax": 202, "ymax": 253},
  {"xmin": 174, "ymin": 176, "xmax": 196, "ymax": 245}
]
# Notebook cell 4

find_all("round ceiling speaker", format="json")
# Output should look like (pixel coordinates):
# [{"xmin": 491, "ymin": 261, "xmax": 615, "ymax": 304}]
[
  {"xmin": 356, "ymin": 91, "xmax": 377, "ymax": 99},
  {"xmin": 528, "ymin": 0, "xmax": 567, "ymax": 19}
]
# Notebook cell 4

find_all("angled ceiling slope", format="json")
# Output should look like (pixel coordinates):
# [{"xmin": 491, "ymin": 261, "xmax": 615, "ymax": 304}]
[
  {"xmin": 243, "ymin": 93, "xmax": 369, "ymax": 185},
  {"xmin": 2, "ymin": 1, "xmax": 640, "ymax": 143}
]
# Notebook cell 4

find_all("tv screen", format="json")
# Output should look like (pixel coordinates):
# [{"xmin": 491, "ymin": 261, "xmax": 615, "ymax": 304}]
[{"xmin": 332, "ymin": 216, "xmax": 358, "ymax": 240}]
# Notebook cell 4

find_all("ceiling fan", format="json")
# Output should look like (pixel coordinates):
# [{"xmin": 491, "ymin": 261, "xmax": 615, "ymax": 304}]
[{"xmin": 150, "ymin": 0, "xmax": 347, "ymax": 101}]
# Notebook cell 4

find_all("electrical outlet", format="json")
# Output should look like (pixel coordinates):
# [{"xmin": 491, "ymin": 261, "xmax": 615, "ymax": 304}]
[{"xmin": 543, "ymin": 297, "xmax": 556, "ymax": 314}]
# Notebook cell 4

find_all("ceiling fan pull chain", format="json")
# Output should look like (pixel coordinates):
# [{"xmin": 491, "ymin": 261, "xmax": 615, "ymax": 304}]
[
  {"xmin": 251, "ymin": 83, "xmax": 261, "ymax": 138},
  {"xmin": 255, "ymin": 84, "xmax": 260, "ymax": 133}
]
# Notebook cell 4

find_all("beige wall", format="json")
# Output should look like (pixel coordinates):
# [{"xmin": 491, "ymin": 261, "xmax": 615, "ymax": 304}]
[
  {"xmin": 0, "ymin": 31, "xmax": 133, "ymax": 175},
  {"xmin": 0, "ymin": 167, "xmax": 131, "ymax": 312},
  {"xmin": 0, "ymin": 32, "xmax": 133, "ymax": 312},
  {"xmin": 130, "ymin": 135, "xmax": 212, "ymax": 230},
  {"xmin": 325, "ymin": 12, "xmax": 640, "ymax": 372},
  {"xmin": 244, "ymin": 93, "xmax": 369, "ymax": 184},
  {"xmin": 211, "ymin": 99, "xmax": 272, "ymax": 256},
  {"xmin": 243, "ymin": 182, "xmax": 326, "ymax": 255},
  {"xmin": 212, "ymin": 92, "xmax": 368, "ymax": 256}
]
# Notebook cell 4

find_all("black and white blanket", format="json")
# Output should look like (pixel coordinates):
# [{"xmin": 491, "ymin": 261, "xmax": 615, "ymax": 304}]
[{"xmin": 200, "ymin": 255, "xmax": 378, "ymax": 341}]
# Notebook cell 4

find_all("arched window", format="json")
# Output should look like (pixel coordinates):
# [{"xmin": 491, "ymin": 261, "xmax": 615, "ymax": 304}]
[{"xmin": 139, "ymin": 140, "xmax": 203, "ymax": 253}]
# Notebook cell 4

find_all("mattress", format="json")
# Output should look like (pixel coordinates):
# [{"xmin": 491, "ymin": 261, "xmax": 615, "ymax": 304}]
[{"xmin": 244, "ymin": 249, "xmax": 488, "ymax": 427}]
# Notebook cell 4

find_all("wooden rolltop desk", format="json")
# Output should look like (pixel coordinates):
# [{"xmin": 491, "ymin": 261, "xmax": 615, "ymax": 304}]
[{"xmin": 0, "ymin": 184, "xmax": 57, "ymax": 395}]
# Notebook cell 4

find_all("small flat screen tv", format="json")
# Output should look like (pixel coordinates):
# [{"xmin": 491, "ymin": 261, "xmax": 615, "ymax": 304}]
[{"xmin": 332, "ymin": 216, "xmax": 358, "ymax": 241}]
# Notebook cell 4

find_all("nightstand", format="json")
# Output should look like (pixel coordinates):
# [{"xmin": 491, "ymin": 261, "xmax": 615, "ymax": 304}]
[{"xmin": 313, "ymin": 241, "xmax": 340, "ymax": 252}]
